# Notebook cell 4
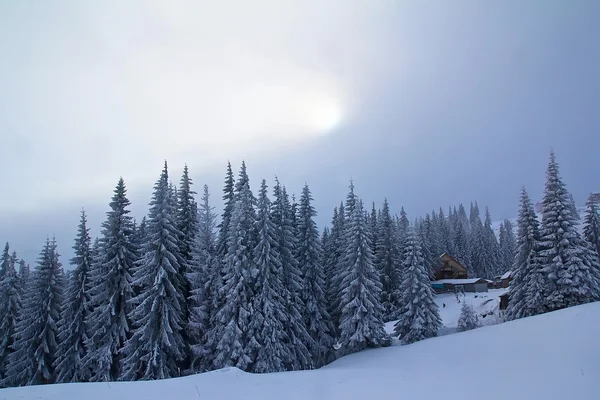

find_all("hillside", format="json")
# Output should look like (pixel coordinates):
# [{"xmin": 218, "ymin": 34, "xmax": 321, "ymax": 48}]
[{"xmin": 2, "ymin": 301, "xmax": 598, "ymax": 400}]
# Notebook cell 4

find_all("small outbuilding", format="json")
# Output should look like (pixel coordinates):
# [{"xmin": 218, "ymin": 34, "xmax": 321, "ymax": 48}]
[
  {"xmin": 499, "ymin": 292, "xmax": 510, "ymax": 310},
  {"xmin": 431, "ymin": 278, "xmax": 489, "ymax": 294},
  {"xmin": 500, "ymin": 270, "xmax": 513, "ymax": 288}
]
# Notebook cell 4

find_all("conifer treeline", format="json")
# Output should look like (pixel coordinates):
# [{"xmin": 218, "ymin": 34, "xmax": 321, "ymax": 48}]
[{"xmin": 0, "ymin": 152, "xmax": 598, "ymax": 387}]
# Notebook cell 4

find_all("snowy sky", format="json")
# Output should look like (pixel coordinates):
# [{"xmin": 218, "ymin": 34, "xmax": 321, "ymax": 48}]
[{"xmin": 1, "ymin": 0, "xmax": 599, "ymax": 263}]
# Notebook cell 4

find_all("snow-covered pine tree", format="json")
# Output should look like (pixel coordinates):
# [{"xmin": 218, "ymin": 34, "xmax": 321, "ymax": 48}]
[
  {"xmin": 324, "ymin": 205, "xmax": 345, "ymax": 335},
  {"xmin": 569, "ymin": 193, "xmax": 580, "ymax": 221},
  {"xmin": 54, "ymin": 210, "xmax": 93, "ymax": 383},
  {"xmin": 3, "ymin": 238, "xmax": 64, "ymax": 387},
  {"xmin": 17, "ymin": 259, "xmax": 30, "ymax": 293},
  {"xmin": 457, "ymin": 203, "xmax": 470, "ymax": 235},
  {"xmin": 249, "ymin": 180, "xmax": 289, "ymax": 373},
  {"xmin": 456, "ymin": 302, "xmax": 479, "ymax": 332},
  {"xmin": 211, "ymin": 161, "xmax": 258, "ymax": 371},
  {"xmin": 483, "ymin": 207, "xmax": 501, "ymax": 277},
  {"xmin": 121, "ymin": 162, "xmax": 187, "ymax": 381},
  {"xmin": 271, "ymin": 181, "xmax": 313, "ymax": 370},
  {"xmin": 505, "ymin": 188, "xmax": 546, "ymax": 320},
  {"xmin": 393, "ymin": 229, "xmax": 442, "ymax": 344},
  {"xmin": 439, "ymin": 208, "xmax": 454, "ymax": 255},
  {"xmin": 418, "ymin": 213, "xmax": 435, "ymax": 276},
  {"xmin": 538, "ymin": 152, "xmax": 599, "ymax": 311},
  {"xmin": 176, "ymin": 164, "xmax": 198, "ymax": 371},
  {"xmin": 83, "ymin": 178, "xmax": 137, "ymax": 382},
  {"xmin": 583, "ymin": 193, "xmax": 600, "ymax": 258},
  {"xmin": 203, "ymin": 163, "xmax": 236, "ymax": 369},
  {"xmin": 503, "ymin": 219, "xmax": 517, "ymax": 272},
  {"xmin": 375, "ymin": 198, "xmax": 402, "ymax": 321},
  {"xmin": 0, "ymin": 244, "xmax": 21, "ymax": 383},
  {"xmin": 338, "ymin": 184, "xmax": 389, "ymax": 355},
  {"xmin": 396, "ymin": 206, "xmax": 410, "ymax": 257},
  {"xmin": 296, "ymin": 184, "xmax": 334, "ymax": 367},
  {"xmin": 369, "ymin": 202, "xmax": 379, "ymax": 257},
  {"xmin": 429, "ymin": 210, "xmax": 443, "ymax": 262},
  {"xmin": 452, "ymin": 218, "xmax": 470, "ymax": 267},
  {"xmin": 187, "ymin": 184, "xmax": 217, "ymax": 373}
]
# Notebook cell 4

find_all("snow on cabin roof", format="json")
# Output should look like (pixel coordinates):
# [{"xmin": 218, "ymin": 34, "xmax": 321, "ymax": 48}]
[
  {"xmin": 433, "ymin": 278, "xmax": 487, "ymax": 285},
  {"xmin": 501, "ymin": 271, "xmax": 512, "ymax": 280}
]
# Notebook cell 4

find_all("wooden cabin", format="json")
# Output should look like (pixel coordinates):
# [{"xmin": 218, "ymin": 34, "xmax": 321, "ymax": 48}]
[{"xmin": 433, "ymin": 253, "xmax": 468, "ymax": 281}]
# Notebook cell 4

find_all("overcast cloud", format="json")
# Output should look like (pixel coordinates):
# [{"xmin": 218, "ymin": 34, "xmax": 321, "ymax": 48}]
[{"xmin": 1, "ymin": 0, "xmax": 599, "ymax": 263}]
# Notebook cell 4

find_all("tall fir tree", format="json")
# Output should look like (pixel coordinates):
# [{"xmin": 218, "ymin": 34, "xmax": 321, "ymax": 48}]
[
  {"xmin": 0, "ymin": 244, "xmax": 21, "ymax": 383},
  {"xmin": 393, "ymin": 229, "xmax": 442, "ymax": 344},
  {"xmin": 121, "ymin": 162, "xmax": 187, "ymax": 381},
  {"xmin": 505, "ymin": 188, "xmax": 546, "ymax": 320},
  {"xmin": 538, "ymin": 152, "xmax": 599, "ymax": 311},
  {"xmin": 483, "ymin": 207, "xmax": 501, "ymax": 277},
  {"xmin": 271, "ymin": 181, "xmax": 313, "ymax": 370},
  {"xmin": 3, "ymin": 238, "xmax": 64, "ymax": 387},
  {"xmin": 176, "ymin": 164, "xmax": 198, "ymax": 370},
  {"xmin": 375, "ymin": 198, "xmax": 402, "ymax": 320},
  {"xmin": 338, "ymin": 184, "xmax": 389, "ymax": 355},
  {"xmin": 211, "ymin": 162, "xmax": 258, "ymax": 371},
  {"xmin": 249, "ymin": 180, "xmax": 289, "ymax": 373},
  {"xmin": 296, "ymin": 184, "xmax": 334, "ymax": 367},
  {"xmin": 83, "ymin": 178, "xmax": 137, "ymax": 382},
  {"xmin": 583, "ymin": 193, "xmax": 600, "ymax": 258},
  {"xmin": 17, "ymin": 259, "xmax": 30, "ymax": 294},
  {"xmin": 324, "ymin": 205, "xmax": 345, "ymax": 334},
  {"xmin": 204, "ymin": 163, "xmax": 236, "ymax": 367},
  {"xmin": 55, "ymin": 210, "xmax": 93, "ymax": 383},
  {"xmin": 188, "ymin": 184, "xmax": 217, "ymax": 372}
]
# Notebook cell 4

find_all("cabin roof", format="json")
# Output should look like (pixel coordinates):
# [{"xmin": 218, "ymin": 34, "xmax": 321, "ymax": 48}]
[{"xmin": 501, "ymin": 270, "xmax": 513, "ymax": 280}]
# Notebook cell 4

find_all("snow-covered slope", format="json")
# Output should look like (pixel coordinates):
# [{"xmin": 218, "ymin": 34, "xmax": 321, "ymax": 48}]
[{"xmin": 2, "ymin": 301, "xmax": 598, "ymax": 400}]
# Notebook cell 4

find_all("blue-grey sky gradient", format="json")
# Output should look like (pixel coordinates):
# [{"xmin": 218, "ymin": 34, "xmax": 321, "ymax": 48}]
[{"xmin": 1, "ymin": 0, "xmax": 599, "ymax": 264}]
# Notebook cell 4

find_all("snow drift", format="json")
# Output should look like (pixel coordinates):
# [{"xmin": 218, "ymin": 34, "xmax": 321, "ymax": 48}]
[{"xmin": 1, "ymin": 301, "xmax": 598, "ymax": 400}]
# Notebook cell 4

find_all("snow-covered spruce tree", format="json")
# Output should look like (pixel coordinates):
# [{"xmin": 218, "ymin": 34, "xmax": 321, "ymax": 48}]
[
  {"xmin": 396, "ymin": 206, "xmax": 410, "ymax": 258},
  {"xmin": 338, "ymin": 185, "xmax": 389, "ymax": 355},
  {"xmin": 505, "ymin": 188, "xmax": 546, "ymax": 320},
  {"xmin": 211, "ymin": 161, "xmax": 258, "ymax": 371},
  {"xmin": 369, "ymin": 202, "xmax": 379, "ymax": 258},
  {"xmin": 3, "ymin": 238, "xmax": 64, "ymax": 387},
  {"xmin": 438, "ymin": 208, "xmax": 453, "ymax": 255},
  {"xmin": 418, "ymin": 214, "xmax": 435, "ymax": 277},
  {"xmin": 499, "ymin": 219, "xmax": 517, "ymax": 274},
  {"xmin": 583, "ymin": 193, "xmax": 600, "ymax": 258},
  {"xmin": 249, "ymin": 180, "xmax": 289, "ymax": 373},
  {"xmin": 393, "ymin": 229, "xmax": 442, "ymax": 345},
  {"xmin": 187, "ymin": 184, "xmax": 217, "ymax": 373},
  {"xmin": 324, "ymin": 205, "xmax": 345, "ymax": 335},
  {"xmin": 429, "ymin": 210, "xmax": 443, "ymax": 263},
  {"xmin": 272, "ymin": 180, "xmax": 314, "ymax": 370},
  {"xmin": 176, "ymin": 164, "xmax": 198, "ymax": 370},
  {"xmin": 203, "ymin": 162, "xmax": 236, "ymax": 368},
  {"xmin": 17, "ymin": 259, "xmax": 30, "ymax": 293},
  {"xmin": 121, "ymin": 162, "xmax": 187, "ymax": 381},
  {"xmin": 0, "ymin": 244, "xmax": 21, "ymax": 383},
  {"xmin": 54, "ymin": 210, "xmax": 93, "ymax": 383},
  {"xmin": 483, "ymin": 207, "xmax": 501, "ymax": 277},
  {"xmin": 296, "ymin": 184, "xmax": 335, "ymax": 367},
  {"xmin": 452, "ymin": 218, "xmax": 470, "ymax": 267},
  {"xmin": 375, "ymin": 198, "xmax": 402, "ymax": 321},
  {"xmin": 538, "ymin": 152, "xmax": 599, "ymax": 311},
  {"xmin": 83, "ymin": 177, "xmax": 137, "ymax": 382},
  {"xmin": 456, "ymin": 302, "xmax": 479, "ymax": 332}
]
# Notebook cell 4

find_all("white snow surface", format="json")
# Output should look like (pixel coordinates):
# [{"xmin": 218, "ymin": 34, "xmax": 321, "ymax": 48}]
[
  {"xmin": 433, "ymin": 278, "xmax": 486, "ymax": 285},
  {"xmin": 500, "ymin": 270, "xmax": 512, "ymax": 280},
  {"xmin": 2, "ymin": 298, "xmax": 598, "ymax": 400}
]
